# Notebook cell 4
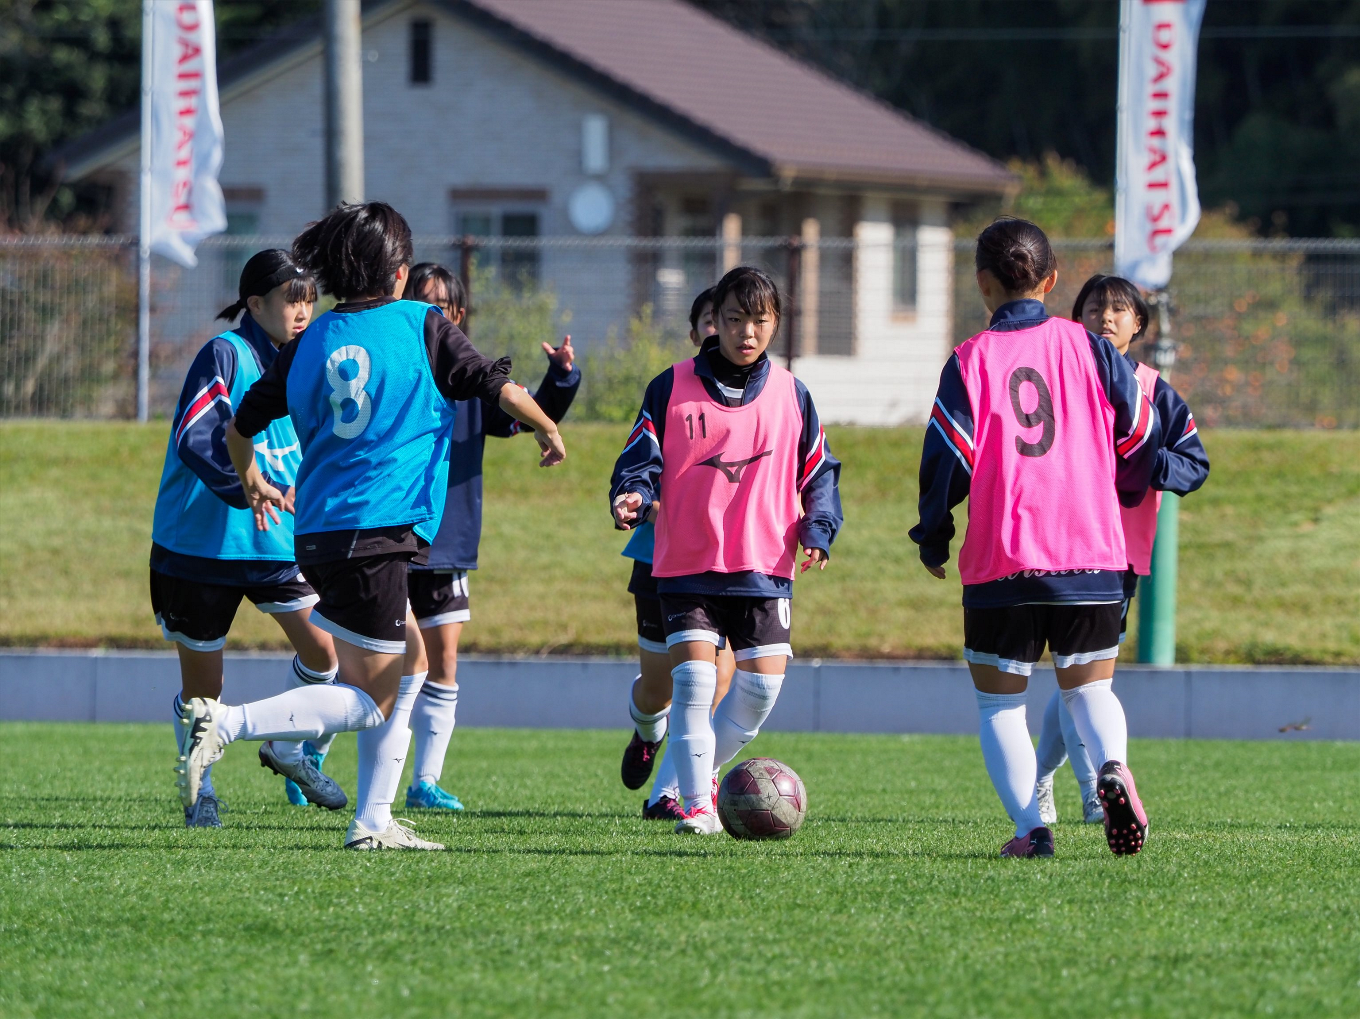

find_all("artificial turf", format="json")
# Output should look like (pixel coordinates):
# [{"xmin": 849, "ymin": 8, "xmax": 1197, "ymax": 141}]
[{"xmin": 2, "ymin": 724, "xmax": 1357, "ymax": 1018}]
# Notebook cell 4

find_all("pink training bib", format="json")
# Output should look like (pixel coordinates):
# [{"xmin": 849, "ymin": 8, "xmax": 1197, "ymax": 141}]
[
  {"xmin": 955, "ymin": 316, "xmax": 1129, "ymax": 586},
  {"xmin": 653, "ymin": 358, "xmax": 802, "ymax": 579},
  {"xmin": 1119, "ymin": 362, "xmax": 1163, "ymax": 576}
]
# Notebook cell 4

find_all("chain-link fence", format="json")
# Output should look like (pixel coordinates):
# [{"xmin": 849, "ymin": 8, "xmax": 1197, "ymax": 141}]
[
  {"xmin": 3, "ymin": 233, "xmax": 1359, "ymax": 427},
  {"xmin": 956, "ymin": 238, "xmax": 1360, "ymax": 429}
]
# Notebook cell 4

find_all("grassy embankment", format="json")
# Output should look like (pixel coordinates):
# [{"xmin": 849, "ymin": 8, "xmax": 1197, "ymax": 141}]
[{"xmin": 0, "ymin": 421, "xmax": 1356, "ymax": 663}]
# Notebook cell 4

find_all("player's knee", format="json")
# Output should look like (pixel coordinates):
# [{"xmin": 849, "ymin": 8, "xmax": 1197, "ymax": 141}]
[
  {"xmin": 671, "ymin": 659, "xmax": 717, "ymax": 707},
  {"xmin": 735, "ymin": 668, "xmax": 783, "ymax": 713}
]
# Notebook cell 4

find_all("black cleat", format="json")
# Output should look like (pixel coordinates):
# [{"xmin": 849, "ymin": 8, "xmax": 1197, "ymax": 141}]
[
  {"xmin": 1000, "ymin": 826, "xmax": 1055, "ymax": 858},
  {"xmin": 642, "ymin": 795, "xmax": 685, "ymax": 821},
  {"xmin": 620, "ymin": 731, "xmax": 664, "ymax": 790}
]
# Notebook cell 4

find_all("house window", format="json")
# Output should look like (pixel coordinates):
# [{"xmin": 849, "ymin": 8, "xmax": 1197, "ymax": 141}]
[
  {"xmin": 221, "ymin": 187, "xmax": 265, "ymax": 293},
  {"xmin": 410, "ymin": 20, "xmax": 432, "ymax": 84},
  {"xmin": 892, "ymin": 212, "xmax": 918, "ymax": 313},
  {"xmin": 453, "ymin": 204, "xmax": 542, "ymax": 287}
]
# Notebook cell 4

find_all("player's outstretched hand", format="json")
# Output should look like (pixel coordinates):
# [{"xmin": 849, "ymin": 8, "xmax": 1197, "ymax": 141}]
[
  {"xmin": 535, "ymin": 426, "xmax": 566, "ymax": 467},
  {"xmin": 801, "ymin": 547, "xmax": 828, "ymax": 573},
  {"xmin": 613, "ymin": 491, "xmax": 644, "ymax": 529},
  {"xmin": 543, "ymin": 335, "xmax": 574, "ymax": 372},
  {"xmin": 924, "ymin": 563, "xmax": 947, "ymax": 580},
  {"xmin": 280, "ymin": 486, "xmax": 297, "ymax": 516},
  {"xmin": 243, "ymin": 474, "xmax": 285, "ymax": 531}
]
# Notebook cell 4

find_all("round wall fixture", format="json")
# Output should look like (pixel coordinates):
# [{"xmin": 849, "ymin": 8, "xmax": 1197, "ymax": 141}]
[{"xmin": 568, "ymin": 181, "xmax": 615, "ymax": 235}]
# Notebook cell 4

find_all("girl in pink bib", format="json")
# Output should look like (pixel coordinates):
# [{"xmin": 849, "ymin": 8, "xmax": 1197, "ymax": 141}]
[
  {"xmin": 611, "ymin": 266, "xmax": 842, "ymax": 835},
  {"xmin": 911, "ymin": 219, "xmax": 1162, "ymax": 859},
  {"xmin": 1034, "ymin": 274, "xmax": 1209, "ymax": 830}
]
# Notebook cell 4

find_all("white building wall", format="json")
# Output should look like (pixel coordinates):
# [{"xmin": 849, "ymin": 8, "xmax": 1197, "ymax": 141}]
[{"xmin": 793, "ymin": 198, "xmax": 954, "ymax": 425}]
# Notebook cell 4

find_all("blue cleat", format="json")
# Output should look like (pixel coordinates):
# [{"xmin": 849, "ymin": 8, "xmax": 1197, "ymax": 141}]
[
  {"xmin": 405, "ymin": 780, "xmax": 464, "ymax": 811},
  {"xmin": 185, "ymin": 792, "xmax": 227, "ymax": 828},
  {"xmin": 284, "ymin": 741, "xmax": 325, "ymax": 807}
]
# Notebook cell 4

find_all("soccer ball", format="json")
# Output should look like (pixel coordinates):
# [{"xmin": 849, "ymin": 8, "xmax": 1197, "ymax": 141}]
[{"xmin": 716, "ymin": 758, "xmax": 807, "ymax": 840}]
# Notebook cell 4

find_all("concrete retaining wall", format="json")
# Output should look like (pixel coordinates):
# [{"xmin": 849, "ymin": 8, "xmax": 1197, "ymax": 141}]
[{"xmin": 0, "ymin": 650, "xmax": 1350, "ymax": 741}]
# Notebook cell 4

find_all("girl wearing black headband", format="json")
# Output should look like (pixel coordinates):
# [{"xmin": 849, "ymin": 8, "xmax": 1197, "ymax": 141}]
[{"xmin": 151, "ymin": 249, "xmax": 346, "ymax": 828}]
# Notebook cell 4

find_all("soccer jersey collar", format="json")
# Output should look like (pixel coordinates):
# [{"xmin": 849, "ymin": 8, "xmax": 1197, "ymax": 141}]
[
  {"xmin": 233, "ymin": 312, "xmax": 281, "ymax": 369},
  {"xmin": 988, "ymin": 299, "xmax": 1050, "ymax": 333}
]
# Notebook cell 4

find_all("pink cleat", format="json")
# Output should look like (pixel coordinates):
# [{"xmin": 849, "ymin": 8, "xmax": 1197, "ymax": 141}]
[
  {"xmin": 1000, "ymin": 826, "xmax": 1054, "ymax": 858},
  {"xmin": 641, "ymin": 795, "xmax": 685, "ymax": 821},
  {"xmin": 1097, "ymin": 761, "xmax": 1149, "ymax": 856}
]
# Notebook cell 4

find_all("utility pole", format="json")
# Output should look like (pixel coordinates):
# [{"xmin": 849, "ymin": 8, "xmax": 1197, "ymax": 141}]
[
  {"xmin": 137, "ymin": 0, "xmax": 153, "ymax": 423},
  {"xmin": 1138, "ymin": 290, "xmax": 1179, "ymax": 665},
  {"xmin": 324, "ymin": 0, "xmax": 364, "ymax": 208}
]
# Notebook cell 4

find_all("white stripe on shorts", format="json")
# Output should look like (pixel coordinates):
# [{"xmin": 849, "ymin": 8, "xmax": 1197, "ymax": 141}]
[
  {"xmin": 637, "ymin": 636, "xmax": 669, "ymax": 655},
  {"xmin": 962, "ymin": 647, "xmax": 1034, "ymax": 676},
  {"xmin": 734, "ymin": 643, "xmax": 793, "ymax": 662},
  {"xmin": 254, "ymin": 593, "xmax": 320, "ymax": 614},
  {"xmin": 309, "ymin": 610, "xmax": 407, "ymax": 655},
  {"xmin": 666, "ymin": 628, "xmax": 722, "ymax": 648},
  {"xmin": 417, "ymin": 608, "xmax": 471, "ymax": 628},
  {"xmin": 156, "ymin": 615, "xmax": 227, "ymax": 653},
  {"xmin": 1051, "ymin": 646, "xmax": 1120, "ymax": 669}
]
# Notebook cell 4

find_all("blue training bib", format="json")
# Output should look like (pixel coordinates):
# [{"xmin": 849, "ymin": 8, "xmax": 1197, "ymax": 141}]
[
  {"xmin": 621, "ymin": 519, "xmax": 655, "ymax": 565},
  {"xmin": 286, "ymin": 301, "xmax": 456, "ymax": 538},
  {"xmin": 152, "ymin": 331, "xmax": 302, "ymax": 561}
]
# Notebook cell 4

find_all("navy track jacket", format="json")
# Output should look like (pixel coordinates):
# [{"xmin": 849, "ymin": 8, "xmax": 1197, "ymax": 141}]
[
  {"xmin": 909, "ymin": 300, "xmax": 1164, "ymax": 607},
  {"xmin": 609, "ymin": 347, "xmax": 843, "ymax": 598}
]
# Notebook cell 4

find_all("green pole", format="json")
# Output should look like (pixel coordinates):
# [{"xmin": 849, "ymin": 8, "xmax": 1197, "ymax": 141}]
[
  {"xmin": 1137, "ymin": 289, "xmax": 1179, "ymax": 664},
  {"xmin": 1137, "ymin": 493, "xmax": 1179, "ymax": 664}
]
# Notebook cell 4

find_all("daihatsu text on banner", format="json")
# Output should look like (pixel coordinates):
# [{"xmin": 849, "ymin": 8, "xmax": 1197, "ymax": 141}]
[
  {"xmin": 1114, "ymin": 0, "xmax": 1206, "ymax": 290},
  {"xmin": 148, "ymin": 0, "xmax": 225, "ymax": 268}
]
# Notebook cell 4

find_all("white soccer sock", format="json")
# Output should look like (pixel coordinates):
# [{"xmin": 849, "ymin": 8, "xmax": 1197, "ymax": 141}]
[
  {"xmin": 355, "ymin": 672, "xmax": 426, "ymax": 833},
  {"xmin": 669, "ymin": 660, "xmax": 718, "ymax": 809},
  {"xmin": 1058, "ymin": 694, "xmax": 1099, "ymax": 794},
  {"xmin": 629, "ymin": 677, "xmax": 670, "ymax": 743},
  {"xmin": 1034, "ymin": 689, "xmax": 1068, "ymax": 783},
  {"xmin": 285, "ymin": 655, "xmax": 340, "ymax": 756},
  {"xmin": 174, "ymin": 693, "xmax": 214, "ymax": 797},
  {"xmin": 1060, "ymin": 679, "xmax": 1128, "ymax": 770},
  {"xmin": 216, "ymin": 683, "xmax": 384, "ymax": 744},
  {"xmin": 712, "ymin": 669, "xmax": 784, "ymax": 767},
  {"xmin": 409, "ymin": 680, "xmax": 459, "ymax": 786},
  {"xmin": 648, "ymin": 748, "xmax": 680, "ymax": 806},
  {"xmin": 975, "ymin": 690, "xmax": 1045, "ymax": 837}
]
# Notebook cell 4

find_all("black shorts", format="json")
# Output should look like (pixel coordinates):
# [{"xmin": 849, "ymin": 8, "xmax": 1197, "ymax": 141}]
[
  {"xmin": 963, "ymin": 603, "xmax": 1123, "ymax": 677},
  {"xmin": 659, "ymin": 592, "xmax": 791, "ymax": 662},
  {"xmin": 150, "ymin": 568, "xmax": 318, "ymax": 652},
  {"xmin": 300, "ymin": 552, "xmax": 412, "ymax": 654},
  {"xmin": 1119, "ymin": 569, "xmax": 1141, "ymax": 642},
  {"xmin": 627, "ymin": 561, "xmax": 667, "ymax": 652},
  {"xmin": 409, "ymin": 569, "xmax": 470, "ymax": 628}
]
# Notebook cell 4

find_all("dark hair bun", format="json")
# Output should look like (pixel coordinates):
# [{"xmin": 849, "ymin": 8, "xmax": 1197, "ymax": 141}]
[{"xmin": 975, "ymin": 218, "xmax": 1056, "ymax": 294}]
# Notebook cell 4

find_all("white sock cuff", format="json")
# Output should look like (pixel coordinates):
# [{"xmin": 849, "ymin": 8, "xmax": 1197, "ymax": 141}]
[
  {"xmin": 734, "ymin": 669, "xmax": 784, "ymax": 707},
  {"xmin": 342, "ymin": 684, "xmax": 386, "ymax": 730},
  {"xmin": 293, "ymin": 655, "xmax": 339, "ymax": 685},
  {"xmin": 975, "ymin": 689, "xmax": 1027, "ymax": 713},
  {"xmin": 629, "ymin": 700, "xmax": 671, "ymax": 726},
  {"xmin": 671, "ymin": 660, "xmax": 718, "ymax": 706},
  {"xmin": 1060, "ymin": 678, "xmax": 1113, "ymax": 706},
  {"xmin": 395, "ymin": 672, "xmax": 426, "ymax": 714},
  {"xmin": 418, "ymin": 680, "xmax": 458, "ymax": 704}
]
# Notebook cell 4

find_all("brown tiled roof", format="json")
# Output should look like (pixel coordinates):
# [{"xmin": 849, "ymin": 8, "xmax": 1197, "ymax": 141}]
[{"xmin": 456, "ymin": 0, "xmax": 1014, "ymax": 194}]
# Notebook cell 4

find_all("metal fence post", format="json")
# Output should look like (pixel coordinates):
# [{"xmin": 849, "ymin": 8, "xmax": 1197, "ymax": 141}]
[
  {"xmin": 458, "ymin": 235, "xmax": 476, "ymax": 335},
  {"xmin": 784, "ymin": 235, "xmax": 802, "ymax": 370}
]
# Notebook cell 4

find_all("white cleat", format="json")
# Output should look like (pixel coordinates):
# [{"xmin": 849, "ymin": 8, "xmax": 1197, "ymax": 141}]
[
  {"xmin": 675, "ymin": 805, "xmax": 723, "ymax": 835},
  {"xmin": 1082, "ymin": 789, "xmax": 1106, "ymax": 824},
  {"xmin": 1036, "ymin": 776, "xmax": 1058, "ymax": 826},
  {"xmin": 344, "ymin": 817, "xmax": 445, "ymax": 851},
  {"xmin": 174, "ymin": 697, "xmax": 226, "ymax": 810}
]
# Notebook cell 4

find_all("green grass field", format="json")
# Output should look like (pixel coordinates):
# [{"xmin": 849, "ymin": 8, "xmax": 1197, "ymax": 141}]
[
  {"xmin": 2, "ymin": 724, "xmax": 1358, "ymax": 1017},
  {"xmin": 0, "ymin": 421, "xmax": 1357, "ymax": 662}
]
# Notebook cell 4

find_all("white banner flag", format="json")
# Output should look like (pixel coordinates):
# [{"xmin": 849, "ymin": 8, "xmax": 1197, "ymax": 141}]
[
  {"xmin": 146, "ymin": 0, "xmax": 225, "ymax": 268},
  {"xmin": 1114, "ymin": 0, "xmax": 1206, "ymax": 290}
]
